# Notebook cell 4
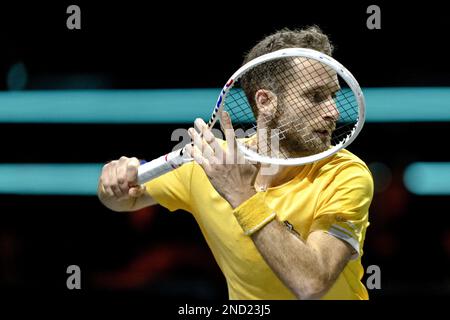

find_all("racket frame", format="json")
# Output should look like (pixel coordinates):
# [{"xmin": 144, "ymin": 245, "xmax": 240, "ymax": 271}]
[
  {"xmin": 213, "ymin": 48, "xmax": 366, "ymax": 166},
  {"xmin": 137, "ymin": 48, "xmax": 365, "ymax": 184}
]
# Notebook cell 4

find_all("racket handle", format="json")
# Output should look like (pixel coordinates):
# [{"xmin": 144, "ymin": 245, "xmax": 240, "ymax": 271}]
[{"xmin": 137, "ymin": 148, "xmax": 189, "ymax": 184}]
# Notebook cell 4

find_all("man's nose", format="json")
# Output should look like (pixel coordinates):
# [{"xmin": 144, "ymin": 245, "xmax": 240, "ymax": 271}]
[{"xmin": 322, "ymin": 98, "xmax": 340, "ymax": 122}]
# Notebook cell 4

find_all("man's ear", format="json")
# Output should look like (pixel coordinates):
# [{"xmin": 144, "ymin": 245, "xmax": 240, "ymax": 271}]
[{"xmin": 255, "ymin": 89, "xmax": 278, "ymax": 117}]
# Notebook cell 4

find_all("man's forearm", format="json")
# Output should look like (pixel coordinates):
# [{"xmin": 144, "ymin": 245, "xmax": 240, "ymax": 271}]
[{"xmin": 251, "ymin": 219, "xmax": 330, "ymax": 300}]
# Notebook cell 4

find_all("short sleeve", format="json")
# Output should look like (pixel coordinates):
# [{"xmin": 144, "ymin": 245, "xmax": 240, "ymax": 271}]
[
  {"xmin": 144, "ymin": 162, "xmax": 194, "ymax": 213},
  {"xmin": 309, "ymin": 163, "xmax": 374, "ymax": 259}
]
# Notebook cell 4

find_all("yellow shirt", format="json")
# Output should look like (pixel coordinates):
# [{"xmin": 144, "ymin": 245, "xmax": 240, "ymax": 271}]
[{"xmin": 145, "ymin": 149, "xmax": 373, "ymax": 300}]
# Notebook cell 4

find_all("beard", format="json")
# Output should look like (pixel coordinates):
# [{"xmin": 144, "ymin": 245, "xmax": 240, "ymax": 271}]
[{"xmin": 261, "ymin": 109, "xmax": 331, "ymax": 159}]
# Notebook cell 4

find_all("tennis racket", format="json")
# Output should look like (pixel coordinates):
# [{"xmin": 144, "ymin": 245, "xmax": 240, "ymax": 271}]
[{"xmin": 137, "ymin": 48, "xmax": 365, "ymax": 184}]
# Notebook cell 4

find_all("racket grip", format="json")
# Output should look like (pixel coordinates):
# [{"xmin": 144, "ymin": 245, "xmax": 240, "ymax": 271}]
[{"xmin": 137, "ymin": 148, "xmax": 188, "ymax": 185}]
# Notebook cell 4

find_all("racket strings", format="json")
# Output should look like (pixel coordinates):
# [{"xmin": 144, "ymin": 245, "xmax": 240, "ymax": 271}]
[
  {"xmin": 263, "ymin": 58, "xmax": 335, "ymax": 156},
  {"xmin": 269, "ymin": 58, "xmax": 336, "ymax": 153},
  {"xmin": 291, "ymin": 58, "xmax": 359, "ymax": 147},
  {"xmin": 305, "ymin": 60, "xmax": 359, "ymax": 143},
  {"xmin": 221, "ymin": 56, "xmax": 359, "ymax": 160}
]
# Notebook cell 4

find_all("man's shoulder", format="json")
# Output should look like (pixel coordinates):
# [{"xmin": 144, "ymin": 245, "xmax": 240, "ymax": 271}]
[
  {"xmin": 309, "ymin": 150, "xmax": 374, "ymax": 203},
  {"xmin": 312, "ymin": 149, "xmax": 372, "ymax": 180},
  {"xmin": 334, "ymin": 149, "xmax": 369, "ymax": 169}
]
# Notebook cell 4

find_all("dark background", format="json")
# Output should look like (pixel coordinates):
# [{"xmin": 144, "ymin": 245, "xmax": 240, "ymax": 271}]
[{"xmin": 0, "ymin": 0, "xmax": 449, "ymax": 302}]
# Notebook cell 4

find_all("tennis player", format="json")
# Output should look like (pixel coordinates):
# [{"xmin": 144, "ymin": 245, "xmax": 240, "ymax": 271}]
[{"xmin": 98, "ymin": 26, "xmax": 374, "ymax": 300}]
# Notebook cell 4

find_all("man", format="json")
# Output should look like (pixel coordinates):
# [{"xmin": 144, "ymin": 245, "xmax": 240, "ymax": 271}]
[{"xmin": 98, "ymin": 26, "xmax": 373, "ymax": 300}]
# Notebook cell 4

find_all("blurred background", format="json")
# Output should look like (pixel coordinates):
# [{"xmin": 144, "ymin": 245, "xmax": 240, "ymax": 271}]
[{"xmin": 0, "ymin": 1, "xmax": 449, "ymax": 300}]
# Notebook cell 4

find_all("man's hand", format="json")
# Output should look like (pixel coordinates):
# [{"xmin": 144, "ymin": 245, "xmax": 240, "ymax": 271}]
[
  {"xmin": 185, "ymin": 111, "xmax": 259, "ymax": 209},
  {"xmin": 98, "ymin": 156, "xmax": 150, "ymax": 212}
]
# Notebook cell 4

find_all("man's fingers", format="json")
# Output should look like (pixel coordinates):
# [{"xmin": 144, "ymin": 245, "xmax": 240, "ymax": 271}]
[
  {"xmin": 100, "ymin": 157, "xmax": 146, "ymax": 200},
  {"xmin": 221, "ymin": 110, "xmax": 233, "ymax": 129},
  {"xmin": 191, "ymin": 118, "xmax": 227, "ymax": 163},
  {"xmin": 116, "ymin": 157, "xmax": 129, "ymax": 195},
  {"xmin": 222, "ymin": 111, "xmax": 235, "ymax": 151},
  {"xmin": 194, "ymin": 118, "xmax": 207, "ymax": 132},
  {"xmin": 186, "ymin": 142, "xmax": 212, "ymax": 172},
  {"xmin": 128, "ymin": 185, "xmax": 146, "ymax": 198},
  {"xmin": 221, "ymin": 111, "xmax": 242, "ymax": 163},
  {"xmin": 126, "ymin": 157, "xmax": 140, "ymax": 185},
  {"xmin": 202, "ymin": 126, "xmax": 224, "ymax": 162},
  {"xmin": 101, "ymin": 163, "xmax": 115, "ymax": 197},
  {"xmin": 109, "ymin": 162, "xmax": 124, "ymax": 198},
  {"xmin": 189, "ymin": 126, "xmax": 215, "ymax": 161}
]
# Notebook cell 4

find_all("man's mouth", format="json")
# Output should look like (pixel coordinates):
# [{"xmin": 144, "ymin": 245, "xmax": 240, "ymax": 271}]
[{"xmin": 315, "ymin": 129, "xmax": 330, "ymax": 137}]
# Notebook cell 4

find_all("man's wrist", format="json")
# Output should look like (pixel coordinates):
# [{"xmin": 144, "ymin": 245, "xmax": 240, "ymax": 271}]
[{"xmin": 232, "ymin": 192, "xmax": 276, "ymax": 236}]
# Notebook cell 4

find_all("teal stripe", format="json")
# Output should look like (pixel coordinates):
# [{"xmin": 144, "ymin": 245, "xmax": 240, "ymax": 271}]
[
  {"xmin": 0, "ymin": 89, "xmax": 216, "ymax": 123},
  {"xmin": 2, "ymin": 161, "xmax": 450, "ymax": 196},
  {"xmin": 404, "ymin": 162, "xmax": 450, "ymax": 195},
  {"xmin": 0, "ymin": 88, "xmax": 449, "ymax": 123},
  {"xmin": 0, "ymin": 164, "xmax": 103, "ymax": 195},
  {"xmin": 364, "ymin": 87, "xmax": 450, "ymax": 122}
]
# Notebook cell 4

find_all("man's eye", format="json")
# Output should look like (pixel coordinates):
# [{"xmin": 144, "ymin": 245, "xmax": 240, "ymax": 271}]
[
  {"xmin": 311, "ymin": 92, "xmax": 326, "ymax": 102},
  {"xmin": 311, "ymin": 91, "xmax": 337, "ymax": 102},
  {"xmin": 311, "ymin": 92, "xmax": 322, "ymax": 102}
]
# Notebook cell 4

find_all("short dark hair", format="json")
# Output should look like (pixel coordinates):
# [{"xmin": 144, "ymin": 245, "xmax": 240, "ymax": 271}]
[
  {"xmin": 240, "ymin": 26, "xmax": 334, "ymax": 116},
  {"xmin": 242, "ymin": 26, "xmax": 333, "ymax": 64}
]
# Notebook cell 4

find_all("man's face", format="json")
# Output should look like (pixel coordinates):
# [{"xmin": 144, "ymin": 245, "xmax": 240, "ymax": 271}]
[{"xmin": 257, "ymin": 58, "xmax": 340, "ymax": 158}]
